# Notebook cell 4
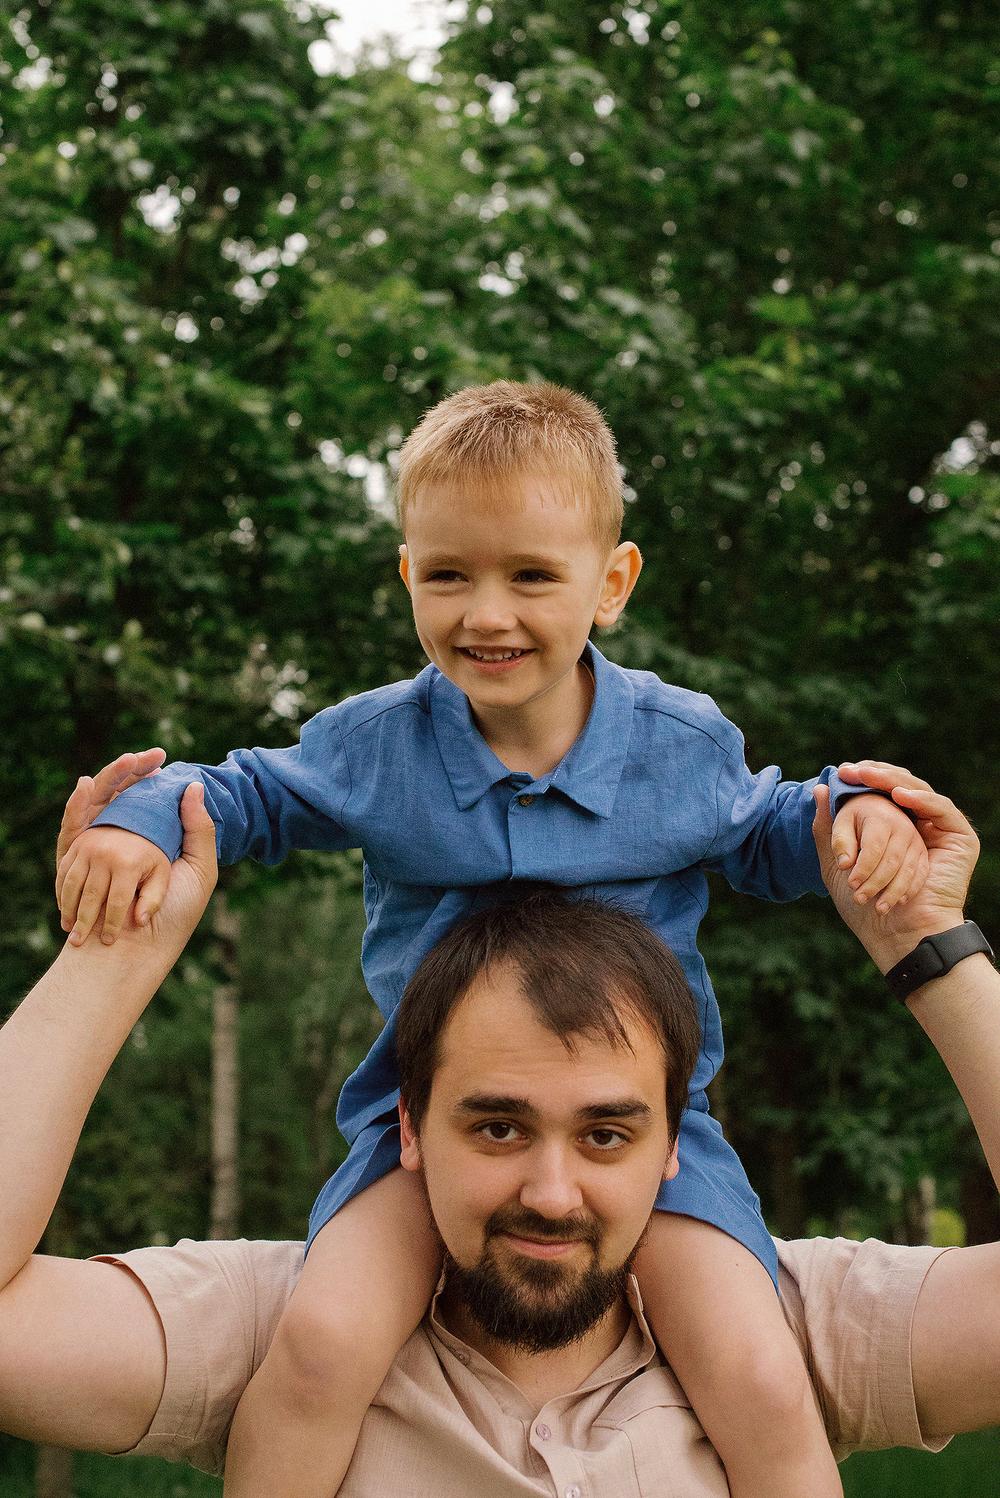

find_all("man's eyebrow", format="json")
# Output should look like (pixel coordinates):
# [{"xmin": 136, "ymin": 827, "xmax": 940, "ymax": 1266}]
[
  {"xmin": 455, "ymin": 1093, "xmax": 540, "ymax": 1120},
  {"xmin": 575, "ymin": 1100, "xmax": 653, "ymax": 1124},
  {"xmin": 453, "ymin": 1095, "xmax": 653, "ymax": 1124}
]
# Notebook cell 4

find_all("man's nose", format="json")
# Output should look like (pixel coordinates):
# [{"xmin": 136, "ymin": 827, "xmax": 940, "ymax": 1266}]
[
  {"xmin": 462, "ymin": 586, "xmax": 517, "ymax": 635},
  {"xmin": 518, "ymin": 1145, "xmax": 584, "ymax": 1220}
]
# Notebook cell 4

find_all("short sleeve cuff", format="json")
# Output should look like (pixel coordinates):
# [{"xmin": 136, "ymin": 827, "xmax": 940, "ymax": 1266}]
[
  {"xmin": 776, "ymin": 1235, "xmax": 955, "ymax": 1457},
  {"xmin": 92, "ymin": 1238, "xmax": 303, "ymax": 1475}
]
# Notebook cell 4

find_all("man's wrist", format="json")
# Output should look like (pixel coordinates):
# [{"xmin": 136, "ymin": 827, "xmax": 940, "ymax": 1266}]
[
  {"xmin": 55, "ymin": 923, "xmax": 189, "ymax": 1001},
  {"xmin": 869, "ymin": 917, "xmax": 967, "ymax": 976},
  {"xmin": 883, "ymin": 921, "xmax": 994, "ymax": 1003}
]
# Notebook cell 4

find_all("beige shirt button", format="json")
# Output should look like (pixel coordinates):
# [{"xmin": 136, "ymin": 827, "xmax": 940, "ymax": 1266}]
[
  {"xmin": 565, "ymin": 1487, "xmax": 582, "ymax": 1498},
  {"xmin": 535, "ymin": 1422, "xmax": 551, "ymax": 1441},
  {"xmin": 517, "ymin": 794, "xmax": 535, "ymax": 806},
  {"xmin": 454, "ymin": 1350, "xmax": 469, "ymax": 1365}
]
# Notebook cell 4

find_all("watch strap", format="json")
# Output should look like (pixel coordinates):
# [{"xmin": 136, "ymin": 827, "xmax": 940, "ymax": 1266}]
[{"xmin": 885, "ymin": 920, "xmax": 995, "ymax": 1003}]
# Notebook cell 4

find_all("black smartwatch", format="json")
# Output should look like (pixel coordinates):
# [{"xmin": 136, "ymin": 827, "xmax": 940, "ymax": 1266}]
[{"xmin": 885, "ymin": 920, "xmax": 995, "ymax": 1003}]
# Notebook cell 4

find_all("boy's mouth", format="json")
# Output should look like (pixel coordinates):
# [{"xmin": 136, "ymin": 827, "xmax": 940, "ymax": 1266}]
[{"xmin": 458, "ymin": 646, "xmax": 532, "ymax": 663}]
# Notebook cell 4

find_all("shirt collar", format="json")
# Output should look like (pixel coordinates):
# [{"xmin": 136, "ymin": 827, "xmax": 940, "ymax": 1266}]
[{"xmin": 430, "ymin": 643, "xmax": 634, "ymax": 818}]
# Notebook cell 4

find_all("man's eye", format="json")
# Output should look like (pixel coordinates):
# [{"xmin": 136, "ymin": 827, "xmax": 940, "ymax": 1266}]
[
  {"xmin": 477, "ymin": 1121, "xmax": 520, "ymax": 1143},
  {"xmin": 585, "ymin": 1128, "xmax": 626, "ymax": 1151}
]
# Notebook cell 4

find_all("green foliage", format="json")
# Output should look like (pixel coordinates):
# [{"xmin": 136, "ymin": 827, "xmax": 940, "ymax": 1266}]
[{"xmin": 2, "ymin": 0, "xmax": 998, "ymax": 1307}]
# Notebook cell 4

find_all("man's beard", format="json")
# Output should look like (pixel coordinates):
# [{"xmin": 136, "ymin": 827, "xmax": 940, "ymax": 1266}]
[{"xmin": 443, "ymin": 1205, "xmax": 637, "ymax": 1354}]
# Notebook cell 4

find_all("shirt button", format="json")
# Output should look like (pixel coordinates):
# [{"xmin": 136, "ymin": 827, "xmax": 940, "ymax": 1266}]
[
  {"xmin": 454, "ymin": 1350, "xmax": 470, "ymax": 1365},
  {"xmin": 517, "ymin": 794, "xmax": 535, "ymax": 807},
  {"xmin": 565, "ymin": 1488, "xmax": 581, "ymax": 1498},
  {"xmin": 535, "ymin": 1422, "xmax": 551, "ymax": 1441}
]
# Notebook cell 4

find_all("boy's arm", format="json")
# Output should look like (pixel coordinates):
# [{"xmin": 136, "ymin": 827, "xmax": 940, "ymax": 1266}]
[
  {"xmin": 701, "ymin": 724, "xmax": 924, "ymax": 908},
  {"xmin": 87, "ymin": 705, "xmax": 357, "ymax": 867},
  {"xmin": 58, "ymin": 709, "xmax": 359, "ymax": 945}
]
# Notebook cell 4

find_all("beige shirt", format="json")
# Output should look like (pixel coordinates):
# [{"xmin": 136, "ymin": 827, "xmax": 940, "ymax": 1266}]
[{"xmin": 109, "ymin": 1233, "xmax": 950, "ymax": 1494}]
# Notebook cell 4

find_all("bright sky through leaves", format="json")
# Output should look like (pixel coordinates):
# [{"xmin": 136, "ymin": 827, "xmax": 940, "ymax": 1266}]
[{"xmin": 309, "ymin": 0, "xmax": 451, "ymax": 78}]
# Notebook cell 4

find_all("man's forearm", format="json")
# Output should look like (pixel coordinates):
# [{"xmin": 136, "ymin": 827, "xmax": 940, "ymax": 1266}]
[
  {"xmin": 856, "ymin": 902, "xmax": 1000, "ymax": 1190},
  {"xmin": 907, "ymin": 956, "xmax": 1000, "ymax": 1189},
  {"xmin": 0, "ymin": 936, "xmax": 177, "ymax": 1288}
]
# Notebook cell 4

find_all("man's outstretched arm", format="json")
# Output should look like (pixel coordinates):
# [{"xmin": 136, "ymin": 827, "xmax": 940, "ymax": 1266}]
[
  {"xmin": 0, "ymin": 781, "xmax": 217, "ymax": 1450},
  {"xmin": 816, "ymin": 769, "xmax": 1000, "ymax": 1439}
]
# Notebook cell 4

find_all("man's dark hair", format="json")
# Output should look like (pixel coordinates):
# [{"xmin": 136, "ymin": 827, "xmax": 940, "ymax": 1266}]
[{"xmin": 395, "ymin": 891, "xmax": 701, "ymax": 1142}]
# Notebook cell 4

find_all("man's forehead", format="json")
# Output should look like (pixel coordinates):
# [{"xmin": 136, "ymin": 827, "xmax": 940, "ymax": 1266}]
[{"xmin": 431, "ymin": 970, "xmax": 668, "ymax": 1115}]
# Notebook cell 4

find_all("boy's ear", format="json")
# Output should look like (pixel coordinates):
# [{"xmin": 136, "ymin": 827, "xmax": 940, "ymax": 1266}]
[
  {"xmin": 398, "ymin": 544, "xmax": 411, "ymax": 592},
  {"xmin": 594, "ymin": 542, "xmax": 642, "ymax": 628},
  {"xmin": 662, "ymin": 1136, "xmax": 680, "ymax": 1183},
  {"xmin": 399, "ymin": 1096, "xmax": 422, "ymax": 1172}
]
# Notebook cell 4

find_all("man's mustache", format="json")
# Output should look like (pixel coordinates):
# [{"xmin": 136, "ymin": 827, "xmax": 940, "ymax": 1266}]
[{"xmin": 485, "ymin": 1206, "xmax": 601, "ymax": 1247}]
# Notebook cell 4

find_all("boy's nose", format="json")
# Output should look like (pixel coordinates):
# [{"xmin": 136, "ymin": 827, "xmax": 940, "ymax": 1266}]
[{"xmin": 462, "ymin": 591, "xmax": 517, "ymax": 635}]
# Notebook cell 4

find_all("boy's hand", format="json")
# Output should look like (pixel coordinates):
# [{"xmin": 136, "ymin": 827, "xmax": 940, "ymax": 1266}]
[
  {"xmin": 814, "ymin": 773, "xmax": 976, "ymax": 972},
  {"xmin": 56, "ymin": 749, "xmax": 170, "ymax": 947},
  {"xmin": 829, "ymin": 766, "xmax": 930, "ymax": 913}
]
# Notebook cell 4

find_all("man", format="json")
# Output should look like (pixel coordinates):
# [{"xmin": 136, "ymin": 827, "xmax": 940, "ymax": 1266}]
[{"xmin": 0, "ymin": 760, "xmax": 998, "ymax": 1494}]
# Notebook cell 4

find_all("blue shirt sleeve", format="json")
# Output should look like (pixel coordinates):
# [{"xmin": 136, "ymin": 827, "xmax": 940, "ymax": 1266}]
[
  {"xmin": 90, "ymin": 706, "xmax": 356, "ymax": 865},
  {"xmin": 700, "ymin": 723, "xmax": 880, "ymax": 901}
]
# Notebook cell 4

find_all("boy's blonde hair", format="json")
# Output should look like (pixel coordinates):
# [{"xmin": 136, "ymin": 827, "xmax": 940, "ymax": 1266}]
[{"xmin": 397, "ymin": 380, "xmax": 623, "ymax": 550}]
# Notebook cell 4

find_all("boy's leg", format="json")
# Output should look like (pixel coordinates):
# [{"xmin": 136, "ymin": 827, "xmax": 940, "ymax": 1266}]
[
  {"xmin": 223, "ymin": 1167, "xmax": 440, "ymax": 1498},
  {"xmin": 634, "ymin": 1214, "xmax": 843, "ymax": 1498}
]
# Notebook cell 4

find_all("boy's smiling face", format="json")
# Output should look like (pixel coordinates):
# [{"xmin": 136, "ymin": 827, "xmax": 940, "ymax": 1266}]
[{"xmin": 399, "ymin": 474, "xmax": 641, "ymax": 758}]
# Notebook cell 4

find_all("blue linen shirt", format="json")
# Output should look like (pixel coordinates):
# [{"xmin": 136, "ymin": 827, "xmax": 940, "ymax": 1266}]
[{"xmin": 94, "ymin": 644, "xmax": 859, "ymax": 1283}]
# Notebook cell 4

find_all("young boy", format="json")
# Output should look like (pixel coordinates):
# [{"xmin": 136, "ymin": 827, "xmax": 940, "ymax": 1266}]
[{"xmin": 57, "ymin": 381, "xmax": 927, "ymax": 1497}]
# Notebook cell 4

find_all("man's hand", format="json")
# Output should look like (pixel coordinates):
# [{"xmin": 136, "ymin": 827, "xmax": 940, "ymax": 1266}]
[
  {"xmin": 127, "ymin": 779, "xmax": 219, "ymax": 955},
  {"xmin": 55, "ymin": 748, "xmax": 165, "ymax": 867},
  {"xmin": 815, "ymin": 768, "xmax": 978, "ymax": 974},
  {"xmin": 55, "ymin": 749, "xmax": 170, "ymax": 946},
  {"xmin": 829, "ymin": 779, "xmax": 929, "ymax": 914}
]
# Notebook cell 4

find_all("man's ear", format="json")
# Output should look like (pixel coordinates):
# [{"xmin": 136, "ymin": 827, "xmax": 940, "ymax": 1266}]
[
  {"xmin": 594, "ymin": 542, "xmax": 642, "ymax": 629},
  {"xmin": 399, "ymin": 1096, "xmax": 421, "ymax": 1172},
  {"xmin": 662, "ymin": 1137, "xmax": 679, "ymax": 1183},
  {"xmin": 398, "ymin": 543, "xmax": 411, "ymax": 592}
]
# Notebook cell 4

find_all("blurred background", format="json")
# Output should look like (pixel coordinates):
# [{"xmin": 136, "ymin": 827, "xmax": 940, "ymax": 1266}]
[{"xmin": 1, "ymin": 0, "xmax": 998, "ymax": 1491}]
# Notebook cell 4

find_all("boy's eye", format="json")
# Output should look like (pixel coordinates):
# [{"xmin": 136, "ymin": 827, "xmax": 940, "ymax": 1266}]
[
  {"xmin": 426, "ymin": 569, "xmax": 464, "ymax": 583},
  {"xmin": 514, "ymin": 569, "xmax": 553, "ymax": 584},
  {"xmin": 584, "ymin": 1128, "xmax": 627, "ymax": 1151}
]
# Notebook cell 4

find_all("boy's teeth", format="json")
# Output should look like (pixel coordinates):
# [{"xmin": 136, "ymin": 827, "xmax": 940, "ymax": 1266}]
[{"xmin": 466, "ymin": 647, "xmax": 524, "ymax": 661}]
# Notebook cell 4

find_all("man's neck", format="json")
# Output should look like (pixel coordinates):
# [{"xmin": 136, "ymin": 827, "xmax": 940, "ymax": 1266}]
[{"xmin": 437, "ymin": 1286, "xmax": 632, "ymax": 1408}]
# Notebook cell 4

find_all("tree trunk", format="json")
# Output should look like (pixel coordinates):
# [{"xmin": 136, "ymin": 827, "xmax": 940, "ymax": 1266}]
[
  {"xmin": 960, "ymin": 1157, "xmax": 1000, "ymax": 1246},
  {"xmin": 34, "ymin": 1445, "xmax": 73, "ymax": 1498},
  {"xmin": 210, "ymin": 894, "xmax": 240, "ymax": 1241},
  {"xmin": 767, "ymin": 1127, "xmax": 806, "ymax": 1239},
  {"xmin": 904, "ymin": 1174, "xmax": 936, "ymax": 1245}
]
